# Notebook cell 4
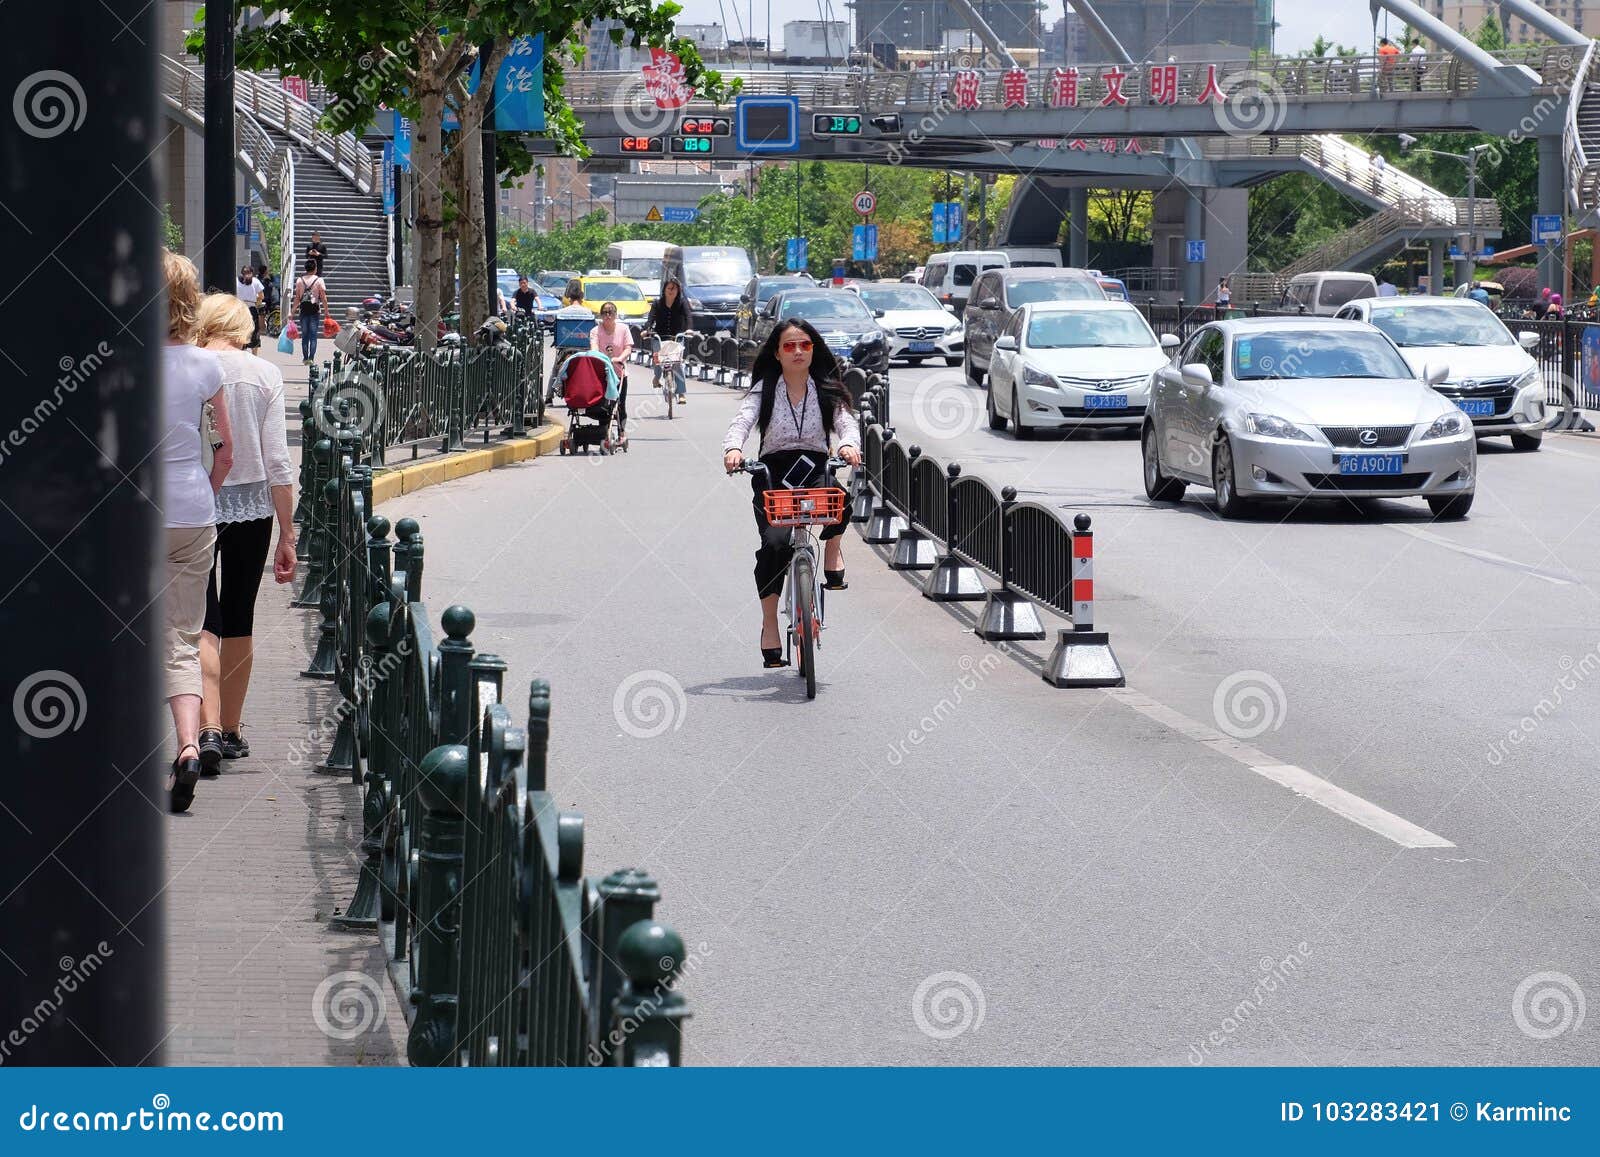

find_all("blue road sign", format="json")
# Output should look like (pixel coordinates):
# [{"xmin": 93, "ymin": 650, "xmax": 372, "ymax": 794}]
[
  {"xmin": 932, "ymin": 203, "xmax": 948, "ymax": 244},
  {"xmin": 235, "ymin": 205, "xmax": 249, "ymax": 236},
  {"xmin": 1533, "ymin": 213, "xmax": 1563, "ymax": 245},
  {"xmin": 735, "ymin": 95, "xmax": 800, "ymax": 153},
  {"xmin": 1186, "ymin": 239, "xmax": 1206, "ymax": 263},
  {"xmin": 382, "ymin": 143, "xmax": 395, "ymax": 214},
  {"xmin": 662, "ymin": 206, "xmax": 699, "ymax": 223},
  {"xmin": 395, "ymin": 116, "xmax": 411, "ymax": 172}
]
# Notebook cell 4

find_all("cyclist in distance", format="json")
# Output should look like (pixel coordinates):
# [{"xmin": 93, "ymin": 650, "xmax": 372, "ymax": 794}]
[{"xmin": 723, "ymin": 319, "xmax": 862, "ymax": 668}]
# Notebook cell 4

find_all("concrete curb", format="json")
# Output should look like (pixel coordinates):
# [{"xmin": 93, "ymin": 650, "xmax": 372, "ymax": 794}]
[{"xmin": 369, "ymin": 422, "xmax": 565, "ymax": 506}]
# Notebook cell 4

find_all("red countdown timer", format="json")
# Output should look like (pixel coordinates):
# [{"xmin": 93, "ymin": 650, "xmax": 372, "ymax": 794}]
[
  {"xmin": 677, "ymin": 116, "xmax": 730, "ymax": 136},
  {"xmin": 620, "ymin": 136, "xmax": 663, "ymax": 154}
]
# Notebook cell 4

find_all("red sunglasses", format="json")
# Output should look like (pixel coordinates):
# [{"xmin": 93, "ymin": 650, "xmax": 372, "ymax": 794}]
[{"xmin": 781, "ymin": 338, "xmax": 813, "ymax": 353}]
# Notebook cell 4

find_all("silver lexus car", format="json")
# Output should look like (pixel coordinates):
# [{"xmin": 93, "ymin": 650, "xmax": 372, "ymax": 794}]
[{"xmin": 1142, "ymin": 317, "xmax": 1477, "ymax": 519}]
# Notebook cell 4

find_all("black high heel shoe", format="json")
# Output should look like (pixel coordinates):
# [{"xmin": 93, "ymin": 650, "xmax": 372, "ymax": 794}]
[
  {"xmin": 761, "ymin": 647, "xmax": 787, "ymax": 669},
  {"xmin": 823, "ymin": 569, "xmax": 848, "ymax": 590},
  {"xmin": 169, "ymin": 744, "xmax": 202, "ymax": 814}
]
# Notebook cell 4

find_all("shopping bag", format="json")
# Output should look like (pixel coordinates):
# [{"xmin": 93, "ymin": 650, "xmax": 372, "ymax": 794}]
[
  {"xmin": 277, "ymin": 329, "xmax": 294, "ymax": 355},
  {"xmin": 322, "ymin": 316, "xmax": 341, "ymax": 339},
  {"xmin": 286, "ymin": 320, "xmax": 300, "ymax": 341}
]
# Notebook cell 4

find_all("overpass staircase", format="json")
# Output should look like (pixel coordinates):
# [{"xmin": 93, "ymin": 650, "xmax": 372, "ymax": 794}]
[{"xmin": 159, "ymin": 55, "xmax": 389, "ymax": 313}]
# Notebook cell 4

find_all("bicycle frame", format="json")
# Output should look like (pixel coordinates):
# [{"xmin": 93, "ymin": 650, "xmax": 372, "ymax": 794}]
[{"xmin": 782, "ymin": 524, "xmax": 825, "ymax": 663}]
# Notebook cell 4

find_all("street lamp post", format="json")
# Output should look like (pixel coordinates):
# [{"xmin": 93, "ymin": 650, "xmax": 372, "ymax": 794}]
[{"xmin": 1398, "ymin": 136, "xmax": 1494, "ymax": 291}]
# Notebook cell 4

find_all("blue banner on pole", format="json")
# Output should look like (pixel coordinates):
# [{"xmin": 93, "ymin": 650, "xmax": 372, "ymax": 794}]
[
  {"xmin": 932, "ymin": 203, "xmax": 948, "ymax": 245},
  {"xmin": 381, "ymin": 143, "xmax": 395, "ymax": 214},
  {"xmin": 394, "ymin": 116, "xmax": 411, "ymax": 172},
  {"xmin": 786, "ymin": 237, "xmax": 808, "ymax": 271},
  {"xmin": 946, "ymin": 202, "xmax": 964, "ymax": 243},
  {"xmin": 853, "ymin": 224, "xmax": 878, "ymax": 262},
  {"xmin": 234, "ymin": 205, "xmax": 249, "ymax": 236},
  {"xmin": 492, "ymin": 34, "xmax": 546, "ymax": 131}
]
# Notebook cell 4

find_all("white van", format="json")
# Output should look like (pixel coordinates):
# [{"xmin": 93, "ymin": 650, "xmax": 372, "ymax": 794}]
[
  {"xmin": 1280, "ymin": 271, "xmax": 1378, "ymax": 316},
  {"xmin": 998, "ymin": 246, "xmax": 1062, "ymax": 268},
  {"xmin": 606, "ymin": 240, "xmax": 670, "ymax": 300},
  {"xmin": 920, "ymin": 250, "xmax": 1010, "ymax": 314}
]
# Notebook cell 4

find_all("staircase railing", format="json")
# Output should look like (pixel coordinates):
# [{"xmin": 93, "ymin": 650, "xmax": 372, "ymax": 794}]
[
  {"xmin": 161, "ymin": 55, "xmax": 380, "ymax": 197},
  {"xmin": 1280, "ymin": 207, "xmax": 1414, "ymax": 281},
  {"xmin": 1564, "ymin": 39, "xmax": 1599, "ymax": 212}
]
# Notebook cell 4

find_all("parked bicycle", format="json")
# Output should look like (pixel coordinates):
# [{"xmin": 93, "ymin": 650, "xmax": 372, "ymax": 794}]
[{"xmin": 728, "ymin": 457, "xmax": 850, "ymax": 700}]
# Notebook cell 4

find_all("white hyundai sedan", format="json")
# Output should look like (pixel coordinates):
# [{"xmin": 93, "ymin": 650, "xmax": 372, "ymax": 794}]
[
  {"xmin": 1142, "ymin": 317, "xmax": 1477, "ymax": 519},
  {"xmin": 1334, "ymin": 296, "xmax": 1547, "ymax": 450},
  {"xmin": 985, "ymin": 301, "xmax": 1172, "ymax": 438}
]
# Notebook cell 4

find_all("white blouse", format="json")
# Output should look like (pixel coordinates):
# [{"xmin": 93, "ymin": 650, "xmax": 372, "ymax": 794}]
[
  {"xmin": 722, "ymin": 376, "xmax": 861, "ymax": 456},
  {"xmin": 212, "ymin": 350, "xmax": 294, "ymax": 523}
]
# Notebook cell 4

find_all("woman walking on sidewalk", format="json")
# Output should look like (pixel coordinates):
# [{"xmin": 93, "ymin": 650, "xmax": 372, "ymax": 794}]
[
  {"xmin": 161, "ymin": 253, "xmax": 234, "ymax": 813},
  {"xmin": 292, "ymin": 257, "xmax": 328, "ymax": 365},
  {"xmin": 722, "ymin": 319, "xmax": 861, "ymax": 668},
  {"xmin": 192, "ymin": 294, "xmax": 297, "ymax": 772}
]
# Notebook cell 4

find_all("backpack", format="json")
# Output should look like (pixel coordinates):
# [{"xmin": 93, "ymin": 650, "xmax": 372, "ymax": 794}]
[{"xmin": 297, "ymin": 277, "xmax": 322, "ymax": 316}]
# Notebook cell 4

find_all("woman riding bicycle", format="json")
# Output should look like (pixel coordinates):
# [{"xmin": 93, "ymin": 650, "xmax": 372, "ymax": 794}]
[
  {"xmin": 723, "ymin": 319, "xmax": 861, "ymax": 668},
  {"xmin": 644, "ymin": 276, "xmax": 691, "ymax": 405}
]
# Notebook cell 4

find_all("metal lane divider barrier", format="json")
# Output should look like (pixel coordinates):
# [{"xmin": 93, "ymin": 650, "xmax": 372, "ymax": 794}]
[
  {"xmin": 288, "ymin": 398, "xmax": 692, "ymax": 1067},
  {"xmin": 852, "ymin": 380, "xmax": 1124, "ymax": 689}
]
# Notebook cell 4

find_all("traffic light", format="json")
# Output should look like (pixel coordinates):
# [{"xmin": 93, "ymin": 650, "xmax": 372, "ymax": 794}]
[
  {"xmin": 812, "ymin": 113, "xmax": 862, "ymax": 136},
  {"xmin": 620, "ymin": 136, "xmax": 663, "ymax": 155},
  {"xmin": 870, "ymin": 114, "xmax": 902, "ymax": 134},
  {"xmin": 670, "ymin": 136, "xmax": 714, "ymax": 155}
]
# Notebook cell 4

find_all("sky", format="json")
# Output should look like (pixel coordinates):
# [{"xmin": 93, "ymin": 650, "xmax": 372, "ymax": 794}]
[{"xmin": 663, "ymin": 1, "xmax": 1381, "ymax": 56}]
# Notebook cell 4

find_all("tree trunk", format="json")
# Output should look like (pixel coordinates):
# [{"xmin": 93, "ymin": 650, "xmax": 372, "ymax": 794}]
[
  {"xmin": 456, "ymin": 38, "xmax": 507, "ymax": 340},
  {"xmin": 412, "ymin": 30, "xmax": 446, "ymax": 351}
]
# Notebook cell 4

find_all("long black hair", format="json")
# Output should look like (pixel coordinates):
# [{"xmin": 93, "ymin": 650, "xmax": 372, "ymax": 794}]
[
  {"xmin": 749, "ymin": 317, "xmax": 853, "ymax": 440},
  {"xmin": 652, "ymin": 276, "xmax": 690, "ymax": 328}
]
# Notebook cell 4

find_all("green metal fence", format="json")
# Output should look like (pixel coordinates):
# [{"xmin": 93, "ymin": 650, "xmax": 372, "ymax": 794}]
[
  {"xmin": 317, "ymin": 319, "xmax": 547, "ymax": 465},
  {"xmin": 293, "ymin": 391, "xmax": 691, "ymax": 1067}
]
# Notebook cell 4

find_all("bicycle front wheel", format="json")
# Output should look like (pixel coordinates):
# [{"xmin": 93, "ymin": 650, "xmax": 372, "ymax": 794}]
[{"xmin": 792, "ymin": 552, "xmax": 817, "ymax": 700}]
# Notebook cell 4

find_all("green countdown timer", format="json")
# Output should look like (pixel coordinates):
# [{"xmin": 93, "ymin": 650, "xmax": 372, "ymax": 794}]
[
  {"xmin": 670, "ymin": 136, "xmax": 714, "ymax": 155},
  {"xmin": 812, "ymin": 113, "xmax": 862, "ymax": 136}
]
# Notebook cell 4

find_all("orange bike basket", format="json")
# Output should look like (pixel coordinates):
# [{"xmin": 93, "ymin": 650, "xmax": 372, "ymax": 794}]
[{"xmin": 762, "ymin": 487, "xmax": 847, "ymax": 528}]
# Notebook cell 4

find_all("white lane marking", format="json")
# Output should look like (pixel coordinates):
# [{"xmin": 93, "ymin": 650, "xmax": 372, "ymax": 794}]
[
  {"xmin": 1389, "ymin": 524, "xmax": 1576, "ymax": 586},
  {"xmin": 1103, "ymin": 688, "xmax": 1455, "ymax": 849}
]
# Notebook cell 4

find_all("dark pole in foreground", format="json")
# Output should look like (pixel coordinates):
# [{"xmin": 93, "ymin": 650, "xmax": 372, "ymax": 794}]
[
  {"xmin": 203, "ymin": 0, "xmax": 237, "ymax": 292},
  {"xmin": 481, "ymin": 43, "xmax": 498, "ymax": 286},
  {"xmin": 1, "ymin": 3, "xmax": 164, "ymax": 1063}
]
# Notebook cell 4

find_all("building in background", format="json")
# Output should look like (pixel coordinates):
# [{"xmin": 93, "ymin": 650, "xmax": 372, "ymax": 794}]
[
  {"xmin": 1422, "ymin": 2, "xmax": 1589, "ymax": 41},
  {"xmin": 783, "ymin": 20, "xmax": 851, "ymax": 62},
  {"xmin": 847, "ymin": 1, "xmax": 1045, "ymax": 52},
  {"xmin": 1060, "ymin": 0, "xmax": 1272, "ymax": 62}
]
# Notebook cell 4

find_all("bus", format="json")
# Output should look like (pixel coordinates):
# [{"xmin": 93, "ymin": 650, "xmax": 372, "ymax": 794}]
[{"xmin": 606, "ymin": 240, "xmax": 670, "ymax": 301}]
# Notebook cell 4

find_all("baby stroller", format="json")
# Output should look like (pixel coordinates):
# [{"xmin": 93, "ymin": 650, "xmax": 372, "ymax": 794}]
[{"xmin": 552, "ymin": 350, "xmax": 626, "ymax": 455}]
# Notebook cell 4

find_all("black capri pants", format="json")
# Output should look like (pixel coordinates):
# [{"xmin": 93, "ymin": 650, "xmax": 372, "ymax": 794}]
[
  {"xmin": 750, "ymin": 448, "xmax": 848, "ymax": 599},
  {"xmin": 203, "ymin": 516, "xmax": 273, "ymax": 638}
]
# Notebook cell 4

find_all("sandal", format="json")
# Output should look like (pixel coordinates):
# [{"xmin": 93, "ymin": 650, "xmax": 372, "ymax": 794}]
[
  {"xmin": 823, "ymin": 569, "xmax": 848, "ymax": 591},
  {"xmin": 169, "ymin": 745, "xmax": 202, "ymax": 814}
]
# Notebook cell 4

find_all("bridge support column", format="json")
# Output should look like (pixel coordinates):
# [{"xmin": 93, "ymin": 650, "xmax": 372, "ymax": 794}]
[
  {"xmin": 202, "ymin": 0, "xmax": 236, "ymax": 293},
  {"xmin": 1069, "ymin": 188, "xmax": 1089, "ymax": 268},
  {"xmin": 1428, "ymin": 239, "xmax": 1446, "ymax": 294},
  {"xmin": 1537, "ymin": 134, "xmax": 1564, "ymax": 296}
]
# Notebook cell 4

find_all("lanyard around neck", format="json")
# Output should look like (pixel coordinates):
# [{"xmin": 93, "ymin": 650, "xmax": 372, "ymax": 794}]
[{"xmin": 783, "ymin": 378, "xmax": 809, "ymax": 440}]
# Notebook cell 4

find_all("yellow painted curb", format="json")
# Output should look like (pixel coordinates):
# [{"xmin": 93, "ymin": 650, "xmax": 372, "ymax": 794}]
[{"xmin": 371, "ymin": 421, "xmax": 566, "ymax": 507}]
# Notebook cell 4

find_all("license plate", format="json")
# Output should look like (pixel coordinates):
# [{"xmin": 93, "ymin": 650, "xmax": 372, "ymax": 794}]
[
  {"xmin": 908, "ymin": 340, "xmax": 936, "ymax": 353},
  {"xmin": 1083, "ymin": 394, "xmax": 1128, "ymax": 410},
  {"xmin": 715, "ymin": 318, "xmax": 734, "ymax": 331},
  {"xmin": 1338, "ymin": 453, "xmax": 1404, "ymax": 475},
  {"xmin": 1456, "ymin": 398, "xmax": 1495, "ymax": 416}
]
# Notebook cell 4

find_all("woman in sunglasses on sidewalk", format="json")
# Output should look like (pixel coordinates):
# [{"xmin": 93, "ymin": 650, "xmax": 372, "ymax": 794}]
[{"xmin": 723, "ymin": 319, "xmax": 861, "ymax": 667}]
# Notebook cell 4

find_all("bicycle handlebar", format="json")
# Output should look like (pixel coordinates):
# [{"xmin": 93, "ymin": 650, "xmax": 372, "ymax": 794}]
[{"xmin": 728, "ymin": 456, "xmax": 851, "ymax": 479}]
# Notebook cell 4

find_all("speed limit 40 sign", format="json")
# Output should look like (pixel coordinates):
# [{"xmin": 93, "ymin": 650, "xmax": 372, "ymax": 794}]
[{"xmin": 853, "ymin": 190, "xmax": 875, "ymax": 216}]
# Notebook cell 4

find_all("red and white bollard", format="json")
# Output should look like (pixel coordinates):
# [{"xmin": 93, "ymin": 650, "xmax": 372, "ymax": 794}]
[{"xmin": 1044, "ymin": 514, "xmax": 1125, "ymax": 688}]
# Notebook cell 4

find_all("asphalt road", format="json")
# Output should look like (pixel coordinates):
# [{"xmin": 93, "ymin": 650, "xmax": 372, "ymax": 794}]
[{"xmin": 396, "ymin": 354, "xmax": 1600, "ymax": 1066}]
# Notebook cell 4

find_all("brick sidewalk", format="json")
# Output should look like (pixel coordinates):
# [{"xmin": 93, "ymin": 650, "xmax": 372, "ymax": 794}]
[{"xmin": 163, "ymin": 354, "xmax": 405, "ymax": 1064}]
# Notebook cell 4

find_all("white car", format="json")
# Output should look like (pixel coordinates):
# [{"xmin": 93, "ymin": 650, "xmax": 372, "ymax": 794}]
[
  {"xmin": 985, "ymin": 301, "xmax": 1171, "ymax": 438},
  {"xmin": 1334, "ymin": 296, "xmax": 1546, "ymax": 450},
  {"xmin": 846, "ymin": 283, "xmax": 963, "ymax": 366}
]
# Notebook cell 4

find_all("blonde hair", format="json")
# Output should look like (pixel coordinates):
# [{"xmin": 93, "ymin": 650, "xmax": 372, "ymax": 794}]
[
  {"xmin": 195, "ymin": 293, "xmax": 255, "ymax": 349},
  {"xmin": 164, "ymin": 250, "xmax": 200, "ymax": 341}
]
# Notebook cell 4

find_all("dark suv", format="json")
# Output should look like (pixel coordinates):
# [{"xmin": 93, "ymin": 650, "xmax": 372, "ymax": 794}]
[
  {"xmin": 962, "ymin": 268, "xmax": 1105, "ymax": 386},
  {"xmin": 735, "ymin": 275, "xmax": 816, "ymax": 343}
]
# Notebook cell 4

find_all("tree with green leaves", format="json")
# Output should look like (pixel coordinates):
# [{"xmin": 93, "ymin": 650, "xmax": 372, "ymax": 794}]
[{"xmin": 206, "ymin": 1, "xmax": 730, "ymax": 346}]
